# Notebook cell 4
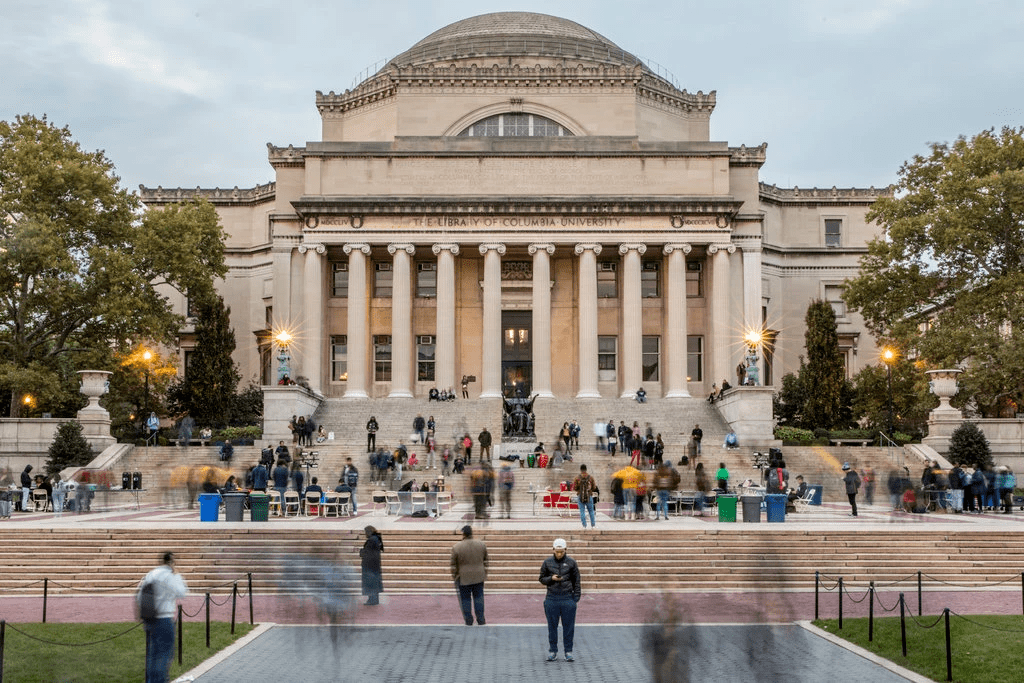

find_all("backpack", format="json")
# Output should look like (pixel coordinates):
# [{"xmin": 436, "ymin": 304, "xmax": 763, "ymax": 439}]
[
  {"xmin": 610, "ymin": 477, "xmax": 623, "ymax": 495},
  {"xmin": 575, "ymin": 475, "xmax": 595, "ymax": 501},
  {"xmin": 137, "ymin": 579, "xmax": 158, "ymax": 621},
  {"xmin": 345, "ymin": 469, "xmax": 359, "ymax": 487}
]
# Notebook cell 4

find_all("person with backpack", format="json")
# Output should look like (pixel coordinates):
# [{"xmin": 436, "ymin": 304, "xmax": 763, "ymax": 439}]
[
  {"xmin": 137, "ymin": 552, "xmax": 188, "ymax": 683},
  {"xmin": 948, "ymin": 462, "xmax": 966, "ymax": 513},
  {"xmin": 342, "ymin": 457, "xmax": 359, "ymax": 513},
  {"xmin": 366, "ymin": 416, "xmax": 379, "ymax": 453},
  {"xmin": 572, "ymin": 464, "xmax": 599, "ymax": 528}
]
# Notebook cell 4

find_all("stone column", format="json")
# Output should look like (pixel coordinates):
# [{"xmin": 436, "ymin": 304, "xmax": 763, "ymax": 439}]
[
  {"xmin": 619, "ymin": 243, "xmax": 646, "ymax": 398},
  {"xmin": 529, "ymin": 243, "xmax": 555, "ymax": 398},
  {"xmin": 343, "ymin": 243, "xmax": 370, "ymax": 399},
  {"xmin": 388, "ymin": 243, "xmax": 415, "ymax": 398},
  {"xmin": 575, "ymin": 243, "xmax": 602, "ymax": 398},
  {"xmin": 271, "ymin": 245, "xmax": 292, "ymax": 330},
  {"xmin": 298, "ymin": 242, "xmax": 326, "ymax": 394},
  {"xmin": 709, "ymin": 243, "xmax": 736, "ymax": 388},
  {"xmin": 478, "ymin": 243, "xmax": 506, "ymax": 398},
  {"xmin": 663, "ymin": 243, "xmax": 692, "ymax": 397},
  {"xmin": 433, "ymin": 243, "xmax": 460, "ymax": 393}
]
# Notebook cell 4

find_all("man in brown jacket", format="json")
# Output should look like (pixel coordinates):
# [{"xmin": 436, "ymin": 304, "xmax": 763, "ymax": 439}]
[{"xmin": 451, "ymin": 525, "xmax": 489, "ymax": 625}]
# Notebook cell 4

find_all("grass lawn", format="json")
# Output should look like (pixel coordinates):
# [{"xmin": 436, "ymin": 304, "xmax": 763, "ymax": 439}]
[
  {"xmin": 814, "ymin": 614, "xmax": 1024, "ymax": 683},
  {"xmin": 1, "ymin": 621, "xmax": 256, "ymax": 683}
]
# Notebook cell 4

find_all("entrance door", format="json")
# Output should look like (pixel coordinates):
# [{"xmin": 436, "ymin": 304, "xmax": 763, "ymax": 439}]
[{"xmin": 501, "ymin": 311, "xmax": 532, "ymax": 397}]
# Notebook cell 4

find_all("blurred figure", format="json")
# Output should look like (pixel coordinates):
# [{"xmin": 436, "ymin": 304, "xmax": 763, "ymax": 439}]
[
  {"xmin": 716, "ymin": 462, "xmax": 730, "ymax": 492},
  {"xmin": 498, "ymin": 465, "xmax": 514, "ymax": 519},
  {"xmin": 451, "ymin": 525, "xmax": 488, "ymax": 625},
  {"xmin": 137, "ymin": 552, "xmax": 188, "ymax": 683},
  {"xmin": 360, "ymin": 526, "xmax": 384, "ymax": 605},
  {"xmin": 52, "ymin": 474, "xmax": 68, "ymax": 517},
  {"xmin": 886, "ymin": 468, "xmax": 904, "ymax": 511},
  {"xmin": 178, "ymin": 414, "xmax": 194, "ymax": 448},
  {"xmin": 572, "ymin": 464, "xmax": 599, "ymax": 528},
  {"xmin": 948, "ymin": 462, "xmax": 966, "ymax": 513},
  {"xmin": 860, "ymin": 465, "xmax": 876, "ymax": 505}
]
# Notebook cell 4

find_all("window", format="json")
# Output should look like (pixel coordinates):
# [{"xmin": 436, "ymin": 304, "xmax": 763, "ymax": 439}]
[
  {"xmin": 417, "ymin": 262, "xmax": 437, "ymax": 298},
  {"xmin": 825, "ymin": 285, "xmax": 846, "ymax": 318},
  {"xmin": 457, "ymin": 113, "xmax": 573, "ymax": 137},
  {"xmin": 331, "ymin": 335, "xmax": 348, "ymax": 382},
  {"xmin": 686, "ymin": 261, "xmax": 703, "ymax": 297},
  {"xmin": 825, "ymin": 219, "xmax": 842, "ymax": 247},
  {"xmin": 417, "ymin": 335, "xmax": 435, "ymax": 382},
  {"xmin": 598, "ymin": 336, "xmax": 617, "ymax": 382},
  {"xmin": 374, "ymin": 262, "xmax": 392, "ymax": 298},
  {"xmin": 373, "ymin": 335, "xmax": 392, "ymax": 382},
  {"xmin": 641, "ymin": 261, "xmax": 660, "ymax": 298},
  {"xmin": 331, "ymin": 262, "xmax": 349, "ymax": 298},
  {"xmin": 687, "ymin": 336, "xmax": 703, "ymax": 382},
  {"xmin": 185, "ymin": 294, "xmax": 199, "ymax": 319},
  {"xmin": 597, "ymin": 262, "xmax": 617, "ymax": 298},
  {"xmin": 642, "ymin": 336, "xmax": 660, "ymax": 382}
]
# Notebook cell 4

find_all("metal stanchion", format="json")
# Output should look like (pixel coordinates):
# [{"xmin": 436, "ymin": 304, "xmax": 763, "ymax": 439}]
[
  {"xmin": 178, "ymin": 605, "xmax": 184, "ymax": 665},
  {"xmin": 231, "ymin": 583, "xmax": 238, "ymax": 634},
  {"xmin": 205, "ymin": 593, "xmax": 211, "ymax": 648},
  {"xmin": 918, "ymin": 571, "xmax": 923, "ymax": 617},
  {"xmin": 248, "ymin": 573, "xmax": 254, "ymax": 624},
  {"xmin": 814, "ymin": 572, "xmax": 819, "ymax": 620},
  {"xmin": 838, "ymin": 577, "xmax": 844, "ymax": 630},
  {"xmin": 1, "ymin": 619, "xmax": 6, "ymax": 683},
  {"xmin": 944, "ymin": 608, "xmax": 952, "ymax": 681},
  {"xmin": 42, "ymin": 578, "xmax": 48, "ymax": 624},
  {"xmin": 868, "ymin": 582, "xmax": 874, "ymax": 642},
  {"xmin": 899, "ymin": 593, "xmax": 907, "ymax": 657}
]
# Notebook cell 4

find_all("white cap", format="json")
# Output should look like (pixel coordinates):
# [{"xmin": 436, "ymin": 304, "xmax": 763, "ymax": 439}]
[{"xmin": 552, "ymin": 538, "xmax": 567, "ymax": 550}]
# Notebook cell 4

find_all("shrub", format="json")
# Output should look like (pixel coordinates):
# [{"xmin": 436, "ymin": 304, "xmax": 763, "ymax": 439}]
[
  {"xmin": 215, "ymin": 425, "xmax": 262, "ymax": 442},
  {"xmin": 774, "ymin": 426, "xmax": 814, "ymax": 443},
  {"xmin": 812, "ymin": 427, "xmax": 830, "ymax": 439},
  {"xmin": 45, "ymin": 422, "xmax": 95, "ymax": 476}
]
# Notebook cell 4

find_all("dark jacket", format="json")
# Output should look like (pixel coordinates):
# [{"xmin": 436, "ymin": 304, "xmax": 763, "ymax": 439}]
[
  {"xmin": 844, "ymin": 470, "xmax": 861, "ymax": 496},
  {"xmin": 252, "ymin": 465, "xmax": 269, "ymax": 490},
  {"xmin": 272, "ymin": 465, "xmax": 290, "ymax": 489},
  {"xmin": 360, "ymin": 532, "xmax": 384, "ymax": 596},
  {"xmin": 478, "ymin": 430, "xmax": 492, "ymax": 447},
  {"xmin": 539, "ymin": 553, "xmax": 581, "ymax": 601},
  {"xmin": 21, "ymin": 466, "xmax": 33, "ymax": 488},
  {"xmin": 413, "ymin": 416, "xmax": 425, "ymax": 430}
]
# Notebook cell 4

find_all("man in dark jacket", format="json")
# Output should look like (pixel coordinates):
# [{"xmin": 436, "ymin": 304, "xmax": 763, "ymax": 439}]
[
  {"xmin": 843, "ymin": 463, "xmax": 861, "ymax": 517},
  {"xmin": 20, "ymin": 464, "xmax": 33, "ymax": 512},
  {"xmin": 451, "ymin": 525, "xmax": 488, "ymax": 625},
  {"xmin": 366, "ymin": 416, "xmax": 378, "ymax": 452},
  {"xmin": 478, "ymin": 428, "xmax": 492, "ymax": 461},
  {"xmin": 252, "ymin": 462, "xmax": 269, "ymax": 492},
  {"xmin": 413, "ymin": 414, "xmax": 426, "ymax": 444},
  {"xmin": 539, "ymin": 538, "xmax": 582, "ymax": 662}
]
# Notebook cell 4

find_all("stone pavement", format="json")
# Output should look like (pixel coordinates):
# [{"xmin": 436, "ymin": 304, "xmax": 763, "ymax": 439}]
[{"xmin": 190, "ymin": 623, "xmax": 920, "ymax": 682}]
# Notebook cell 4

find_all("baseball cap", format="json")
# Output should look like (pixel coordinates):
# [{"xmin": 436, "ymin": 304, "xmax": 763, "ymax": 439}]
[
  {"xmin": 552, "ymin": 538, "xmax": 567, "ymax": 550},
  {"xmin": 842, "ymin": 463, "xmax": 850, "ymax": 471}
]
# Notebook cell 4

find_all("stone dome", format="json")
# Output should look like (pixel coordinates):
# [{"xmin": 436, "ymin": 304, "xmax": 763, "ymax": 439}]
[{"xmin": 386, "ymin": 12, "xmax": 644, "ymax": 70}]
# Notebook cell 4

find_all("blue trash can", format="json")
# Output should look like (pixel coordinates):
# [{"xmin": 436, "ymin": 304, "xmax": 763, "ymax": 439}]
[
  {"xmin": 198, "ymin": 493, "xmax": 221, "ymax": 522},
  {"xmin": 809, "ymin": 485, "xmax": 824, "ymax": 505},
  {"xmin": 766, "ymin": 494, "xmax": 787, "ymax": 522}
]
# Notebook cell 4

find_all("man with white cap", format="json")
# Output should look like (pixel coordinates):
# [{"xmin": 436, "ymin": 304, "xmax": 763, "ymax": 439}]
[{"xmin": 539, "ymin": 537, "xmax": 582, "ymax": 662}]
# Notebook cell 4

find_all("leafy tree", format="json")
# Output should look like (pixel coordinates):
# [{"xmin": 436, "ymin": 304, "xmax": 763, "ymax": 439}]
[
  {"xmin": 45, "ymin": 421, "xmax": 95, "ymax": 476},
  {"xmin": 772, "ymin": 359, "xmax": 807, "ymax": 427},
  {"xmin": 844, "ymin": 127, "xmax": 1024, "ymax": 417},
  {"xmin": 0, "ymin": 114, "xmax": 227, "ymax": 416},
  {"xmin": 229, "ymin": 381, "xmax": 265, "ymax": 427},
  {"xmin": 801, "ymin": 300, "xmax": 850, "ymax": 429},
  {"xmin": 851, "ymin": 358, "xmax": 936, "ymax": 434},
  {"xmin": 167, "ymin": 295, "xmax": 239, "ymax": 427},
  {"xmin": 946, "ymin": 422, "xmax": 993, "ymax": 470},
  {"xmin": 105, "ymin": 346, "xmax": 179, "ymax": 440}
]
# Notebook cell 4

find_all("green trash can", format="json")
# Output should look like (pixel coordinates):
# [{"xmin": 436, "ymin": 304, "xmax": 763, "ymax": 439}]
[
  {"xmin": 198, "ymin": 493, "xmax": 221, "ymax": 522},
  {"xmin": 249, "ymin": 493, "xmax": 270, "ymax": 522},
  {"xmin": 765, "ymin": 494, "xmax": 787, "ymax": 523},
  {"xmin": 718, "ymin": 494, "xmax": 738, "ymax": 522},
  {"xmin": 223, "ymin": 493, "xmax": 246, "ymax": 522},
  {"xmin": 527, "ymin": 454, "xmax": 536, "ymax": 468}
]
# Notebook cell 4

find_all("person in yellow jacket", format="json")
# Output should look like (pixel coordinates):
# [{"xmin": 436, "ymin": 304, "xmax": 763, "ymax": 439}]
[{"xmin": 613, "ymin": 465, "xmax": 643, "ymax": 520}]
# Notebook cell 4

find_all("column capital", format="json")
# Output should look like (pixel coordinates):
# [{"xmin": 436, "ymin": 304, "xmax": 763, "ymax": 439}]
[
  {"xmin": 478, "ymin": 243, "xmax": 506, "ymax": 255},
  {"xmin": 707, "ymin": 243, "xmax": 736, "ymax": 255},
  {"xmin": 663, "ymin": 243, "xmax": 692, "ymax": 256},
  {"xmin": 618, "ymin": 243, "xmax": 647, "ymax": 256},
  {"xmin": 297, "ymin": 242, "xmax": 326, "ymax": 255},
  {"xmin": 431, "ymin": 243, "xmax": 461, "ymax": 255},
  {"xmin": 342, "ymin": 243, "xmax": 371, "ymax": 255},
  {"xmin": 736, "ymin": 238, "xmax": 763, "ymax": 253},
  {"xmin": 387, "ymin": 243, "xmax": 415, "ymax": 255},
  {"xmin": 528, "ymin": 243, "xmax": 556, "ymax": 256},
  {"xmin": 574, "ymin": 243, "xmax": 603, "ymax": 256}
]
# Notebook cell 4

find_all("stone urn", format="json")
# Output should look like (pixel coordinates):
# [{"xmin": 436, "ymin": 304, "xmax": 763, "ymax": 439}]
[
  {"xmin": 77, "ymin": 370, "xmax": 115, "ymax": 452},
  {"xmin": 77, "ymin": 370, "xmax": 112, "ymax": 416},
  {"xmin": 926, "ymin": 368, "xmax": 963, "ymax": 414}
]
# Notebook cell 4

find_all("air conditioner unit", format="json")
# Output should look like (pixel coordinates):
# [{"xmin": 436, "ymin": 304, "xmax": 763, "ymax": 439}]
[
  {"xmin": 376, "ymin": 262, "xmax": 391, "ymax": 271},
  {"xmin": 687, "ymin": 261, "xmax": 703, "ymax": 271},
  {"xmin": 600, "ymin": 262, "xmax": 616, "ymax": 271},
  {"xmin": 335, "ymin": 262, "xmax": 348, "ymax": 271},
  {"xmin": 643, "ymin": 262, "xmax": 658, "ymax": 271},
  {"xmin": 418, "ymin": 336, "xmax": 435, "ymax": 345}
]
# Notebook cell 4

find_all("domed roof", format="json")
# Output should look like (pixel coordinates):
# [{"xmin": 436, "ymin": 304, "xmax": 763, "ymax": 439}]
[{"xmin": 386, "ymin": 12, "xmax": 644, "ymax": 70}]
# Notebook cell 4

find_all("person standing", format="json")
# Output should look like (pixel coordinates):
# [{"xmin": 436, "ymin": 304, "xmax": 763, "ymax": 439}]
[
  {"xmin": 451, "ymin": 525, "xmax": 488, "ymax": 625},
  {"xmin": 691, "ymin": 424, "xmax": 703, "ymax": 457},
  {"xmin": 478, "ymin": 428, "xmax": 492, "ymax": 462},
  {"xmin": 462, "ymin": 375, "xmax": 470, "ymax": 399},
  {"xmin": 539, "ymin": 538, "xmax": 581, "ymax": 662},
  {"xmin": 572, "ymin": 464, "xmax": 599, "ymax": 529},
  {"xmin": 360, "ymin": 526, "xmax": 384, "ymax": 605},
  {"xmin": 498, "ymin": 464, "xmax": 514, "ymax": 519},
  {"xmin": 19, "ymin": 464, "xmax": 32, "ymax": 512},
  {"xmin": 843, "ymin": 463, "xmax": 861, "ymax": 517},
  {"xmin": 137, "ymin": 552, "xmax": 188, "ymax": 683},
  {"xmin": 146, "ymin": 412, "xmax": 160, "ymax": 443},
  {"xmin": 413, "ymin": 414, "xmax": 426, "ymax": 444},
  {"xmin": 52, "ymin": 474, "xmax": 69, "ymax": 517},
  {"xmin": 342, "ymin": 457, "xmax": 359, "ymax": 513},
  {"xmin": 860, "ymin": 465, "xmax": 876, "ymax": 506},
  {"xmin": 366, "ymin": 416, "xmax": 378, "ymax": 453}
]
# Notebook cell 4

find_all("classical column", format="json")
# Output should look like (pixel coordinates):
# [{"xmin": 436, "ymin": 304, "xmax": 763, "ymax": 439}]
[
  {"xmin": 478, "ymin": 243, "xmax": 506, "ymax": 398},
  {"xmin": 663, "ymin": 243, "xmax": 692, "ymax": 397},
  {"xmin": 271, "ymin": 245, "xmax": 292, "ymax": 330},
  {"xmin": 619, "ymin": 243, "xmax": 646, "ymax": 398},
  {"xmin": 709, "ymin": 243, "xmax": 736, "ymax": 388},
  {"xmin": 529, "ymin": 243, "xmax": 555, "ymax": 398},
  {"xmin": 741, "ymin": 241, "xmax": 764, "ymax": 384},
  {"xmin": 388, "ymin": 243, "xmax": 415, "ymax": 398},
  {"xmin": 298, "ymin": 242, "xmax": 326, "ymax": 394},
  {"xmin": 433, "ymin": 243, "xmax": 460, "ymax": 393},
  {"xmin": 343, "ymin": 244, "xmax": 370, "ymax": 399},
  {"xmin": 575, "ymin": 243, "xmax": 602, "ymax": 398}
]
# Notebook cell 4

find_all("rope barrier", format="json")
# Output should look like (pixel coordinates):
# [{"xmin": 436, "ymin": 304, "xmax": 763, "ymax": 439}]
[
  {"xmin": 906, "ymin": 611, "xmax": 946, "ymax": 629},
  {"xmin": 840, "ymin": 584, "xmax": 871, "ymax": 604},
  {"xmin": 3, "ymin": 621, "xmax": 142, "ymax": 646},
  {"xmin": 180, "ymin": 602, "xmax": 206, "ymax": 619},
  {"xmin": 948, "ymin": 610, "xmax": 1024, "ymax": 633},
  {"xmin": 873, "ymin": 591, "xmax": 903, "ymax": 613},
  {"xmin": 207, "ymin": 594, "xmax": 232, "ymax": 607},
  {"xmin": 920, "ymin": 572, "xmax": 1021, "ymax": 588},
  {"xmin": 870, "ymin": 573, "xmax": 919, "ymax": 588},
  {"xmin": 818, "ymin": 578, "xmax": 840, "ymax": 591}
]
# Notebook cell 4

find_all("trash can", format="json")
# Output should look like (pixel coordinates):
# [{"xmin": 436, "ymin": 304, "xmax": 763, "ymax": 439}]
[
  {"xmin": 527, "ymin": 454, "xmax": 536, "ymax": 468},
  {"xmin": 249, "ymin": 493, "xmax": 270, "ymax": 522},
  {"xmin": 223, "ymin": 493, "xmax": 246, "ymax": 522},
  {"xmin": 809, "ymin": 485, "xmax": 824, "ymax": 505},
  {"xmin": 718, "ymin": 494, "xmax": 738, "ymax": 522},
  {"xmin": 765, "ymin": 494, "xmax": 787, "ymax": 523},
  {"xmin": 741, "ymin": 495, "xmax": 762, "ymax": 523},
  {"xmin": 198, "ymin": 493, "xmax": 221, "ymax": 522}
]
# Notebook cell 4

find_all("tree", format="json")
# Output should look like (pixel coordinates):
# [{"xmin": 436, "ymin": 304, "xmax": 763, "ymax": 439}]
[
  {"xmin": 45, "ymin": 421, "xmax": 95, "ymax": 476},
  {"xmin": 843, "ymin": 127, "xmax": 1024, "ymax": 417},
  {"xmin": 167, "ymin": 295, "xmax": 239, "ymax": 427},
  {"xmin": 850, "ymin": 358, "xmax": 935, "ymax": 435},
  {"xmin": 772, "ymin": 359, "xmax": 807, "ymax": 428},
  {"xmin": 946, "ymin": 422, "xmax": 993, "ymax": 470},
  {"xmin": 0, "ymin": 114, "xmax": 227, "ymax": 416},
  {"xmin": 801, "ymin": 300, "xmax": 850, "ymax": 429}
]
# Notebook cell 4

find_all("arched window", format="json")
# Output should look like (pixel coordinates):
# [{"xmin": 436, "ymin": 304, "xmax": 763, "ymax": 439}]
[{"xmin": 457, "ymin": 113, "xmax": 573, "ymax": 137}]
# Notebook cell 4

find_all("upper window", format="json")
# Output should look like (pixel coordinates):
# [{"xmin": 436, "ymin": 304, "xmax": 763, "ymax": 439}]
[
  {"xmin": 597, "ymin": 262, "xmax": 617, "ymax": 298},
  {"xmin": 686, "ymin": 261, "xmax": 704, "ymax": 298},
  {"xmin": 458, "ymin": 113, "xmax": 573, "ymax": 137},
  {"xmin": 331, "ymin": 262, "xmax": 348, "ymax": 298},
  {"xmin": 374, "ymin": 262, "xmax": 392, "ymax": 298},
  {"xmin": 641, "ymin": 261, "xmax": 660, "ymax": 298},
  {"xmin": 417, "ymin": 262, "xmax": 437, "ymax": 298},
  {"xmin": 824, "ymin": 219, "xmax": 842, "ymax": 247}
]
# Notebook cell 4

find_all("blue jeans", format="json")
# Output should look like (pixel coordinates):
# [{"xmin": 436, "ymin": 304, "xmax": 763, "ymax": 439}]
[
  {"xmin": 350, "ymin": 487, "xmax": 357, "ymax": 512},
  {"xmin": 544, "ymin": 596, "xmax": 577, "ymax": 654},
  {"xmin": 624, "ymin": 489, "xmax": 636, "ymax": 518},
  {"xmin": 656, "ymin": 490, "xmax": 670, "ymax": 518},
  {"xmin": 457, "ymin": 582, "xmax": 485, "ymax": 624},
  {"xmin": 145, "ymin": 617, "xmax": 175, "ymax": 683},
  {"xmin": 578, "ymin": 497, "xmax": 595, "ymax": 527}
]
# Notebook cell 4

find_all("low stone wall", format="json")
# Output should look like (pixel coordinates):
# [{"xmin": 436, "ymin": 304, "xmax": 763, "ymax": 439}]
[
  {"xmin": 262, "ymin": 385, "xmax": 323, "ymax": 443},
  {"xmin": 0, "ymin": 418, "xmax": 65, "ymax": 476},
  {"xmin": 714, "ymin": 386, "xmax": 779, "ymax": 448}
]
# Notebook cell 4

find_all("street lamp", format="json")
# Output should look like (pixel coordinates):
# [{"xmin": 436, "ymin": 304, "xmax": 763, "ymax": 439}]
[
  {"xmin": 142, "ymin": 349, "xmax": 153, "ymax": 415},
  {"xmin": 275, "ymin": 330, "xmax": 293, "ymax": 383},
  {"xmin": 881, "ymin": 347, "xmax": 896, "ymax": 437}
]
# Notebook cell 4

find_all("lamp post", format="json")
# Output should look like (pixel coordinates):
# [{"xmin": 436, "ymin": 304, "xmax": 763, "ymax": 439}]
[
  {"xmin": 881, "ymin": 348, "xmax": 896, "ymax": 437},
  {"xmin": 142, "ymin": 349, "xmax": 153, "ymax": 415},
  {"xmin": 275, "ymin": 330, "xmax": 293, "ymax": 384}
]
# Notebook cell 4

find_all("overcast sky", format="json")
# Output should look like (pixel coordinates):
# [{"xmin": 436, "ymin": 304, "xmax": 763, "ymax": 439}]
[{"xmin": 3, "ymin": 0, "xmax": 1022, "ymax": 194}]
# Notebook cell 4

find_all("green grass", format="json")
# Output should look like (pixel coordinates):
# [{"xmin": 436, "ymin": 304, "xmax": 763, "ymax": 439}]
[
  {"xmin": 815, "ymin": 614, "xmax": 1024, "ymax": 683},
  {"xmin": 1, "ymin": 621, "xmax": 255, "ymax": 683}
]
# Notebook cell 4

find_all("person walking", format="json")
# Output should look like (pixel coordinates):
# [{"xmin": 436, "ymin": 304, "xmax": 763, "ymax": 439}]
[
  {"xmin": 572, "ymin": 464, "xmax": 599, "ymax": 528},
  {"xmin": 498, "ymin": 465, "xmax": 514, "ymax": 519},
  {"xmin": 843, "ymin": 463, "xmax": 861, "ymax": 517},
  {"xmin": 451, "ymin": 525, "xmax": 488, "ymax": 625},
  {"xmin": 691, "ymin": 424, "xmax": 703, "ymax": 456},
  {"xmin": 539, "ymin": 538, "xmax": 582, "ymax": 662},
  {"xmin": 360, "ymin": 525, "xmax": 384, "ymax": 605},
  {"xmin": 137, "ymin": 552, "xmax": 189, "ymax": 683}
]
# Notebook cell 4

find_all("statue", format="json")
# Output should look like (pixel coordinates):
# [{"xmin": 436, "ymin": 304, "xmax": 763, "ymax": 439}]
[
  {"xmin": 744, "ymin": 347, "xmax": 760, "ymax": 386},
  {"xmin": 503, "ymin": 393, "xmax": 538, "ymax": 438}
]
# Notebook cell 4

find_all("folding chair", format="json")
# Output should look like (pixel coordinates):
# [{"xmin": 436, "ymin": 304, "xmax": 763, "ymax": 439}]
[
  {"xmin": 384, "ymin": 491, "xmax": 402, "ymax": 515},
  {"xmin": 305, "ymin": 491, "xmax": 322, "ymax": 517},
  {"xmin": 283, "ymin": 491, "xmax": 301, "ymax": 517},
  {"xmin": 334, "ymin": 491, "xmax": 351, "ymax": 517},
  {"xmin": 435, "ymin": 491, "xmax": 453, "ymax": 517},
  {"xmin": 410, "ymin": 492, "xmax": 427, "ymax": 514},
  {"xmin": 267, "ymin": 490, "xmax": 282, "ymax": 517},
  {"xmin": 32, "ymin": 489, "xmax": 50, "ymax": 512},
  {"xmin": 792, "ymin": 489, "xmax": 815, "ymax": 512},
  {"xmin": 371, "ymin": 490, "xmax": 387, "ymax": 515}
]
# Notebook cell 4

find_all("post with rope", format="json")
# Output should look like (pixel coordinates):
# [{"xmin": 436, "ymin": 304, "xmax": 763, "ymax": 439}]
[
  {"xmin": 205, "ymin": 592, "xmax": 211, "ymax": 648},
  {"xmin": 917, "ymin": 571, "xmax": 922, "ymax": 617},
  {"xmin": 814, "ymin": 572, "xmax": 819, "ymax": 620},
  {"xmin": 177, "ymin": 604, "xmax": 183, "ymax": 665},
  {"xmin": 944, "ymin": 608, "xmax": 952, "ymax": 682},
  {"xmin": 899, "ymin": 593, "xmax": 907, "ymax": 657},
  {"xmin": 42, "ymin": 578, "xmax": 48, "ymax": 623},
  {"xmin": 868, "ymin": 582, "xmax": 874, "ymax": 642},
  {"xmin": 248, "ymin": 572, "xmax": 254, "ymax": 624},
  {"xmin": 231, "ymin": 582, "xmax": 238, "ymax": 634},
  {"xmin": 1, "ymin": 619, "xmax": 6, "ymax": 683},
  {"xmin": 838, "ymin": 577, "xmax": 844, "ymax": 630}
]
